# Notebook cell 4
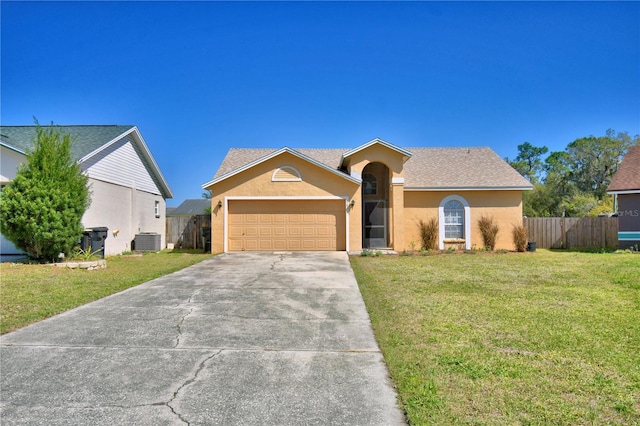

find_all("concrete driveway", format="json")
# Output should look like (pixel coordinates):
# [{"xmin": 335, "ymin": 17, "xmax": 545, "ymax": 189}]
[{"xmin": 1, "ymin": 252, "xmax": 406, "ymax": 425}]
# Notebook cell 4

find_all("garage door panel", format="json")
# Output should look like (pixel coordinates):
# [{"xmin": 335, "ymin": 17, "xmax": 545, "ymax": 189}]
[
  {"xmin": 245, "ymin": 227, "xmax": 259, "ymax": 237},
  {"xmin": 244, "ymin": 240, "xmax": 259, "ymax": 251},
  {"xmin": 228, "ymin": 200, "xmax": 345, "ymax": 251},
  {"xmin": 317, "ymin": 240, "xmax": 332, "ymax": 250},
  {"xmin": 273, "ymin": 240, "xmax": 287, "ymax": 250},
  {"xmin": 289, "ymin": 214, "xmax": 302, "ymax": 223},
  {"xmin": 245, "ymin": 214, "xmax": 259, "ymax": 224},
  {"xmin": 317, "ymin": 227, "xmax": 331, "ymax": 237},
  {"xmin": 288, "ymin": 226, "xmax": 302, "ymax": 237},
  {"xmin": 302, "ymin": 239, "xmax": 317, "ymax": 250},
  {"xmin": 288, "ymin": 240, "xmax": 302, "ymax": 250},
  {"xmin": 259, "ymin": 240, "xmax": 273, "ymax": 250},
  {"xmin": 259, "ymin": 227, "xmax": 272, "ymax": 237}
]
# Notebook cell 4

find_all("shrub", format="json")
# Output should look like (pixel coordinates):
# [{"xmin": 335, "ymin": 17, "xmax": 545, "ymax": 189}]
[
  {"xmin": 512, "ymin": 224, "xmax": 528, "ymax": 252},
  {"xmin": 0, "ymin": 122, "xmax": 91, "ymax": 262},
  {"xmin": 417, "ymin": 218, "xmax": 438, "ymax": 251},
  {"xmin": 478, "ymin": 215, "xmax": 499, "ymax": 250}
]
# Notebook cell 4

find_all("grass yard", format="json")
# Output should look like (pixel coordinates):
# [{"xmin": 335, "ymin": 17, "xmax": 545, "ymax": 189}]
[
  {"xmin": 0, "ymin": 250, "xmax": 213, "ymax": 334},
  {"xmin": 351, "ymin": 250, "xmax": 640, "ymax": 425}
]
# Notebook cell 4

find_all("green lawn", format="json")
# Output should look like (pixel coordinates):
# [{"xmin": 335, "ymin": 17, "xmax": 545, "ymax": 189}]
[
  {"xmin": 0, "ymin": 250, "xmax": 213, "ymax": 334},
  {"xmin": 351, "ymin": 250, "xmax": 640, "ymax": 425}
]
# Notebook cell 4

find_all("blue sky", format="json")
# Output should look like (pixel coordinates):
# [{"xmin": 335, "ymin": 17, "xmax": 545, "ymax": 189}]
[{"xmin": 2, "ymin": 1, "xmax": 639, "ymax": 205}]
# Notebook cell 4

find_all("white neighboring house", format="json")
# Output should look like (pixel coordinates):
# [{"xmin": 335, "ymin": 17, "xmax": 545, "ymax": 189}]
[{"xmin": 1, "ymin": 125, "xmax": 173, "ymax": 257}]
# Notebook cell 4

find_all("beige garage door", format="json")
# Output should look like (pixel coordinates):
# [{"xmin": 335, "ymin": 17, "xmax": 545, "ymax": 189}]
[{"xmin": 228, "ymin": 200, "xmax": 346, "ymax": 251}]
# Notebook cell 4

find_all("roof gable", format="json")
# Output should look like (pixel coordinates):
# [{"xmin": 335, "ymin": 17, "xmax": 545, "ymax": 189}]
[
  {"xmin": 341, "ymin": 138, "xmax": 412, "ymax": 164},
  {"xmin": 608, "ymin": 146, "xmax": 640, "ymax": 193},
  {"xmin": 0, "ymin": 125, "xmax": 173, "ymax": 198},
  {"xmin": 202, "ymin": 147, "xmax": 360, "ymax": 189}
]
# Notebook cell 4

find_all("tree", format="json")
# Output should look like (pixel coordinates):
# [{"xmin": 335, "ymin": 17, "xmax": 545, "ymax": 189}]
[
  {"xmin": 0, "ymin": 122, "xmax": 91, "ymax": 261},
  {"xmin": 518, "ymin": 130, "xmax": 638, "ymax": 218},
  {"xmin": 565, "ymin": 129, "xmax": 637, "ymax": 198},
  {"xmin": 508, "ymin": 142, "xmax": 549, "ymax": 183}
]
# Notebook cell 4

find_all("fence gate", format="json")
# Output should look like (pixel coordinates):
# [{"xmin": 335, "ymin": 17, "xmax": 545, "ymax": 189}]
[{"xmin": 166, "ymin": 214, "xmax": 212, "ymax": 250}]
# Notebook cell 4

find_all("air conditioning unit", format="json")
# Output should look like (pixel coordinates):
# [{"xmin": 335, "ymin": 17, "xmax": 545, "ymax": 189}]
[{"xmin": 134, "ymin": 233, "xmax": 161, "ymax": 251}]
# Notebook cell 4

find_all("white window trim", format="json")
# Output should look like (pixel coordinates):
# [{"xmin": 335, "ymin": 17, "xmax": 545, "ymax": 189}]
[
  {"xmin": 154, "ymin": 200, "xmax": 160, "ymax": 218},
  {"xmin": 271, "ymin": 166, "xmax": 302, "ymax": 182},
  {"xmin": 438, "ymin": 195, "xmax": 471, "ymax": 250}
]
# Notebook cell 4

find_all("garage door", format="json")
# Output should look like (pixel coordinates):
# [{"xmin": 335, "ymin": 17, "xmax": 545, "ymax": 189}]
[{"xmin": 228, "ymin": 200, "xmax": 346, "ymax": 251}]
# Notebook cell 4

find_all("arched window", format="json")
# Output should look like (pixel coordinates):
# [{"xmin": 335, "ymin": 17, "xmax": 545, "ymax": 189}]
[
  {"xmin": 363, "ymin": 173, "xmax": 377, "ymax": 195},
  {"xmin": 443, "ymin": 200, "xmax": 464, "ymax": 239},
  {"xmin": 438, "ymin": 195, "xmax": 471, "ymax": 250}
]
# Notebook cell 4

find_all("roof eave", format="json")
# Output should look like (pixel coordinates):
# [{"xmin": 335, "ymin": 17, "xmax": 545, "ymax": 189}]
[
  {"xmin": 608, "ymin": 189, "xmax": 640, "ymax": 195},
  {"xmin": 404, "ymin": 186, "xmax": 534, "ymax": 191},
  {"xmin": 0, "ymin": 141, "xmax": 26, "ymax": 155},
  {"xmin": 203, "ymin": 147, "xmax": 361, "ymax": 189}
]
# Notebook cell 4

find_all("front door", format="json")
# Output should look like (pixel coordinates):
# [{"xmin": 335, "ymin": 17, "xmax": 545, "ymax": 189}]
[{"xmin": 363, "ymin": 200, "xmax": 387, "ymax": 248}]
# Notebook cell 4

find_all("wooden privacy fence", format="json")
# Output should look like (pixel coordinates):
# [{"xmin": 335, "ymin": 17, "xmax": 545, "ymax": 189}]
[
  {"xmin": 523, "ymin": 217, "xmax": 618, "ymax": 249},
  {"xmin": 166, "ymin": 214, "xmax": 211, "ymax": 250}
]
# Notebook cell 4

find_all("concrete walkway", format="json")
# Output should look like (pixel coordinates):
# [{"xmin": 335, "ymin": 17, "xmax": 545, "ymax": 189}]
[{"xmin": 1, "ymin": 252, "xmax": 406, "ymax": 425}]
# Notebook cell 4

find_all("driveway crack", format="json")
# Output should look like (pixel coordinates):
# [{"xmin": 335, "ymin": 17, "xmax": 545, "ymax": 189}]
[
  {"xmin": 174, "ymin": 307, "xmax": 194, "ymax": 348},
  {"xmin": 166, "ymin": 350, "xmax": 222, "ymax": 425}
]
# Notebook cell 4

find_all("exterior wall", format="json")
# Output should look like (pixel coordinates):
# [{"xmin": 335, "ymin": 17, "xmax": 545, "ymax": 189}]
[
  {"xmin": 1, "ymin": 146, "xmax": 23, "ymax": 183},
  {"xmin": 403, "ymin": 190, "xmax": 524, "ymax": 251},
  {"xmin": 205, "ymin": 152, "xmax": 359, "ymax": 253},
  {"xmin": 83, "ymin": 178, "xmax": 166, "ymax": 255},
  {"xmin": 617, "ymin": 193, "xmax": 640, "ymax": 249}
]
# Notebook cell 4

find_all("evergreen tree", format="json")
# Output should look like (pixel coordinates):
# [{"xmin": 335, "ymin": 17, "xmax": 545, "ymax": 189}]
[{"xmin": 0, "ymin": 123, "xmax": 91, "ymax": 261}]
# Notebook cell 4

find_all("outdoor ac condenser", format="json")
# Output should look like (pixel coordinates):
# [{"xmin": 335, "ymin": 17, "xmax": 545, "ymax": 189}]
[{"xmin": 134, "ymin": 233, "xmax": 161, "ymax": 251}]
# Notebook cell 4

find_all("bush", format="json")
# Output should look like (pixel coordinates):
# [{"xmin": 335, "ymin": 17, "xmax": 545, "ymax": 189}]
[
  {"xmin": 478, "ymin": 215, "xmax": 499, "ymax": 250},
  {"xmin": 0, "ymin": 122, "xmax": 91, "ymax": 262},
  {"xmin": 417, "ymin": 218, "xmax": 438, "ymax": 251},
  {"xmin": 512, "ymin": 224, "xmax": 528, "ymax": 252}
]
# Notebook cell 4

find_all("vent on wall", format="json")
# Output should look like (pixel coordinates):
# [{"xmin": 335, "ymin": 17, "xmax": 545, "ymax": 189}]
[
  {"xmin": 134, "ymin": 233, "xmax": 161, "ymax": 251},
  {"xmin": 272, "ymin": 166, "xmax": 302, "ymax": 182}
]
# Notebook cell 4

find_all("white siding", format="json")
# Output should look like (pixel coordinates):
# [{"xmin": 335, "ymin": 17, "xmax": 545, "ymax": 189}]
[
  {"xmin": 1, "ymin": 146, "xmax": 25, "ymax": 183},
  {"xmin": 1, "ymin": 147, "xmax": 25, "ymax": 255},
  {"xmin": 82, "ymin": 137, "xmax": 162, "ymax": 195},
  {"xmin": 83, "ymin": 178, "xmax": 166, "ymax": 255}
]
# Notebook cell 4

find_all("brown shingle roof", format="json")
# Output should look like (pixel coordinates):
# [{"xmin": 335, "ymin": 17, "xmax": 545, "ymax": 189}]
[
  {"xmin": 404, "ymin": 147, "xmax": 531, "ymax": 188},
  {"xmin": 608, "ymin": 146, "xmax": 640, "ymax": 192},
  {"xmin": 212, "ymin": 145, "xmax": 532, "ymax": 189},
  {"xmin": 214, "ymin": 148, "xmax": 345, "ymax": 178}
]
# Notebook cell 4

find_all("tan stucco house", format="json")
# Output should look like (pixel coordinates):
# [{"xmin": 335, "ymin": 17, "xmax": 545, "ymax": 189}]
[
  {"xmin": 1, "ymin": 125, "xmax": 172, "ymax": 257},
  {"xmin": 202, "ymin": 138, "xmax": 532, "ymax": 253}
]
